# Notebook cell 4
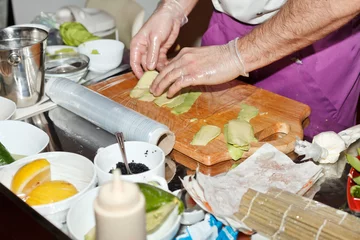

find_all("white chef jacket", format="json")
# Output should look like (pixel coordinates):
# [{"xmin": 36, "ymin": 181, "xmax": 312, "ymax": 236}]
[{"xmin": 212, "ymin": 0, "xmax": 288, "ymax": 25}]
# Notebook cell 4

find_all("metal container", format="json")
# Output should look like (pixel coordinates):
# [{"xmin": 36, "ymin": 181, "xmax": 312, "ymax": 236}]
[{"xmin": 0, "ymin": 26, "xmax": 48, "ymax": 108}]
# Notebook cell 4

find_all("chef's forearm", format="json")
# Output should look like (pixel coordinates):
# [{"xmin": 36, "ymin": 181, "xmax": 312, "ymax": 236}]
[{"xmin": 237, "ymin": 0, "xmax": 360, "ymax": 73}]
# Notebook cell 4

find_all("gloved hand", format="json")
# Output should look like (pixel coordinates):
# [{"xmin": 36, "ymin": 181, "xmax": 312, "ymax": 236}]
[
  {"xmin": 130, "ymin": 0, "xmax": 188, "ymax": 79},
  {"xmin": 150, "ymin": 37, "xmax": 249, "ymax": 98}
]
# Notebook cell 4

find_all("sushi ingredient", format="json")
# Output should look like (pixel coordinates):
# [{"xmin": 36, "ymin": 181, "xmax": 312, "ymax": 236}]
[
  {"xmin": 227, "ymin": 119, "xmax": 257, "ymax": 147},
  {"xmin": 352, "ymin": 175, "xmax": 360, "ymax": 185},
  {"xmin": 237, "ymin": 103, "xmax": 259, "ymax": 122},
  {"xmin": 109, "ymin": 161, "xmax": 149, "ymax": 175},
  {"xmin": 171, "ymin": 92, "xmax": 202, "ymax": 115},
  {"xmin": 11, "ymin": 159, "xmax": 50, "ymax": 196},
  {"xmin": 0, "ymin": 141, "xmax": 15, "ymax": 166},
  {"xmin": 85, "ymin": 227, "xmax": 95, "ymax": 240},
  {"xmin": 130, "ymin": 71, "xmax": 159, "ymax": 99},
  {"xmin": 190, "ymin": 125, "xmax": 221, "ymax": 146},
  {"xmin": 146, "ymin": 201, "xmax": 177, "ymax": 233},
  {"xmin": 138, "ymin": 92, "xmax": 156, "ymax": 102},
  {"xmin": 26, "ymin": 180, "xmax": 78, "ymax": 206},
  {"xmin": 54, "ymin": 48, "xmax": 76, "ymax": 54},
  {"xmin": 346, "ymin": 154, "xmax": 360, "ymax": 172},
  {"xmin": 60, "ymin": 22, "xmax": 99, "ymax": 47},
  {"xmin": 350, "ymin": 185, "xmax": 360, "ymax": 198},
  {"xmin": 224, "ymin": 124, "xmax": 245, "ymax": 160},
  {"xmin": 91, "ymin": 49, "xmax": 100, "ymax": 54}
]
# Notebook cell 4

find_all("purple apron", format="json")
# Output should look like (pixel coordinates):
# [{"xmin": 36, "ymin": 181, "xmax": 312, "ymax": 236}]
[{"xmin": 202, "ymin": 11, "xmax": 360, "ymax": 139}]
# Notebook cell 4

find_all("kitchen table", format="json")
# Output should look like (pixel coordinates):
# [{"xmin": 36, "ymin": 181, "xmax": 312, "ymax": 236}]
[{"xmin": 0, "ymin": 93, "xmax": 359, "ymax": 240}]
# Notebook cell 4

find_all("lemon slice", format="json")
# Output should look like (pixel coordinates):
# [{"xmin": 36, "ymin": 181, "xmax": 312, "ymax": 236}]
[
  {"xmin": 11, "ymin": 159, "xmax": 51, "ymax": 196},
  {"xmin": 26, "ymin": 180, "xmax": 78, "ymax": 206}
]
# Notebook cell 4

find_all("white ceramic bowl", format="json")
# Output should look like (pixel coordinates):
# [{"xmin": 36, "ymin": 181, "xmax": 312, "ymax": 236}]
[
  {"xmin": 0, "ymin": 152, "xmax": 97, "ymax": 231},
  {"xmin": 94, "ymin": 142, "xmax": 166, "ymax": 186},
  {"xmin": 67, "ymin": 187, "xmax": 181, "ymax": 240},
  {"xmin": 0, "ymin": 97, "xmax": 16, "ymax": 120},
  {"xmin": 78, "ymin": 39, "xmax": 124, "ymax": 72},
  {"xmin": 0, "ymin": 120, "xmax": 49, "ymax": 162}
]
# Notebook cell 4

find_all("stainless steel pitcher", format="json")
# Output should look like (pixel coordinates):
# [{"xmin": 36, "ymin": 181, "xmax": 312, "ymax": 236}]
[{"xmin": 0, "ymin": 26, "xmax": 48, "ymax": 108}]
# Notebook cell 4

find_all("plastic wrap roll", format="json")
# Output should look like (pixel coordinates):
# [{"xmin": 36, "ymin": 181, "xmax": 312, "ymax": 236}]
[{"xmin": 45, "ymin": 78, "xmax": 175, "ymax": 155}]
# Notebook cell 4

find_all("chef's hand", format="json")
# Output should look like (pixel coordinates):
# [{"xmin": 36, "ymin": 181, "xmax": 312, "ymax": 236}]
[
  {"xmin": 130, "ymin": 0, "xmax": 188, "ymax": 79},
  {"xmin": 150, "ymin": 38, "xmax": 249, "ymax": 98}
]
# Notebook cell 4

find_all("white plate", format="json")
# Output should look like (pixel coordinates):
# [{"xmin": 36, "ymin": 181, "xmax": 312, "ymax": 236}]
[
  {"xmin": 0, "ymin": 120, "xmax": 49, "ymax": 158},
  {"xmin": 0, "ymin": 97, "xmax": 16, "ymax": 120},
  {"xmin": 67, "ymin": 187, "xmax": 181, "ymax": 240}
]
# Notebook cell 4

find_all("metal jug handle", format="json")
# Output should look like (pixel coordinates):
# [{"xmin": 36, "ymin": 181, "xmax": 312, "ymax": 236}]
[{"xmin": 8, "ymin": 53, "xmax": 21, "ymax": 66}]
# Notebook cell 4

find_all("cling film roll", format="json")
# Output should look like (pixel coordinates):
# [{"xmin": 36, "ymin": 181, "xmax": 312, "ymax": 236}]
[{"xmin": 45, "ymin": 78, "xmax": 175, "ymax": 155}]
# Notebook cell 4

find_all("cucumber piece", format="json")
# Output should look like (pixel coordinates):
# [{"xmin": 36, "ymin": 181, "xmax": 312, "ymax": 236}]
[
  {"xmin": 190, "ymin": 125, "xmax": 221, "ymax": 146},
  {"xmin": 0, "ymin": 142, "xmax": 15, "ymax": 166},
  {"xmin": 237, "ymin": 103, "xmax": 259, "ymax": 122},
  {"xmin": 346, "ymin": 154, "xmax": 360, "ymax": 172},
  {"xmin": 171, "ymin": 92, "xmax": 201, "ymax": 115},
  {"xmin": 350, "ymin": 185, "xmax": 360, "ymax": 198},
  {"xmin": 352, "ymin": 176, "xmax": 360, "ymax": 185}
]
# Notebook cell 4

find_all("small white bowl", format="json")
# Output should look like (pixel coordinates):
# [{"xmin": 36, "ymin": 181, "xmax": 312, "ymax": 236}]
[
  {"xmin": 94, "ymin": 141, "xmax": 166, "ymax": 187},
  {"xmin": 0, "ymin": 152, "xmax": 97, "ymax": 231},
  {"xmin": 78, "ymin": 39, "xmax": 124, "ymax": 72},
  {"xmin": 0, "ymin": 97, "xmax": 16, "ymax": 120},
  {"xmin": 0, "ymin": 120, "xmax": 49, "ymax": 162},
  {"xmin": 67, "ymin": 187, "xmax": 181, "ymax": 240}
]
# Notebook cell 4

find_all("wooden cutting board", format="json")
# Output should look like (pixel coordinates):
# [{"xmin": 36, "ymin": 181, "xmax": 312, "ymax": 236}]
[{"xmin": 89, "ymin": 72, "xmax": 311, "ymax": 175}]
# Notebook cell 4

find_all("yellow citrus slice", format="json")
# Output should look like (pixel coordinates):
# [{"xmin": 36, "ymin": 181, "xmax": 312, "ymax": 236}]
[
  {"xmin": 11, "ymin": 159, "xmax": 51, "ymax": 196},
  {"xmin": 26, "ymin": 180, "xmax": 78, "ymax": 206}
]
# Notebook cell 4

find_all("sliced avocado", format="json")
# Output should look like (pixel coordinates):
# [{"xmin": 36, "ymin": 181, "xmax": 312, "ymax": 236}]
[
  {"xmin": 138, "ymin": 91, "xmax": 156, "ymax": 102},
  {"xmin": 224, "ymin": 124, "xmax": 244, "ymax": 160},
  {"xmin": 190, "ymin": 125, "xmax": 221, "ymax": 146},
  {"xmin": 350, "ymin": 185, "xmax": 360, "ymax": 198},
  {"xmin": 237, "ymin": 103, "xmax": 259, "ymax": 122},
  {"xmin": 54, "ymin": 48, "xmax": 76, "ymax": 54},
  {"xmin": 346, "ymin": 154, "xmax": 360, "ymax": 172},
  {"xmin": 154, "ymin": 93, "xmax": 175, "ymax": 107},
  {"xmin": 0, "ymin": 142, "xmax": 15, "ymax": 166},
  {"xmin": 130, "ymin": 71, "xmax": 159, "ymax": 99},
  {"xmin": 146, "ymin": 201, "xmax": 176, "ymax": 233},
  {"xmin": 166, "ymin": 93, "xmax": 188, "ymax": 108},
  {"xmin": 227, "ymin": 119, "xmax": 257, "ymax": 147},
  {"xmin": 91, "ymin": 49, "xmax": 100, "ymax": 55},
  {"xmin": 171, "ymin": 92, "xmax": 201, "ymax": 115},
  {"xmin": 84, "ymin": 226, "xmax": 95, "ymax": 240},
  {"xmin": 357, "ymin": 148, "xmax": 360, "ymax": 157}
]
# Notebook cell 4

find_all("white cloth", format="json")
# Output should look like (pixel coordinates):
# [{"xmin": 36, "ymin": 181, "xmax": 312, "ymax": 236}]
[{"xmin": 212, "ymin": 0, "xmax": 288, "ymax": 24}]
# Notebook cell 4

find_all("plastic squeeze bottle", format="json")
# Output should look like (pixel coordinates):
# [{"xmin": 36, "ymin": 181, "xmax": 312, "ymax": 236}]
[{"xmin": 94, "ymin": 169, "xmax": 146, "ymax": 240}]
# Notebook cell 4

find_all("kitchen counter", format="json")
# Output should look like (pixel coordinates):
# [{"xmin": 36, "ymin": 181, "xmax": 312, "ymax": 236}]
[{"xmin": 0, "ymin": 97, "xmax": 359, "ymax": 239}]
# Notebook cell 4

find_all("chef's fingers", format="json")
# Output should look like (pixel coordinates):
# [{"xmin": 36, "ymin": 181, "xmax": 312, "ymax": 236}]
[
  {"xmin": 141, "ymin": 54, "xmax": 148, "ymax": 72},
  {"xmin": 154, "ymin": 67, "xmax": 185, "ymax": 97},
  {"xmin": 167, "ymin": 74, "xmax": 195, "ymax": 98},
  {"xmin": 130, "ymin": 43, "xmax": 144, "ymax": 79},
  {"xmin": 147, "ymin": 35, "xmax": 161, "ymax": 70},
  {"xmin": 150, "ymin": 61, "xmax": 177, "ymax": 95}
]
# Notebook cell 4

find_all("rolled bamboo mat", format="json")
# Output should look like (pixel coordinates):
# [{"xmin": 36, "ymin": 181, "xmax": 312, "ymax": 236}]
[{"xmin": 234, "ymin": 188, "xmax": 360, "ymax": 240}]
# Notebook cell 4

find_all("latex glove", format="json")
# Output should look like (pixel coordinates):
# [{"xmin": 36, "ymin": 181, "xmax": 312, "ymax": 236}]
[
  {"xmin": 150, "ymin": 37, "xmax": 248, "ymax": 98},
  {"xmin": 130, "ymin": 0, "xmax": 188, "ymax": 79}
]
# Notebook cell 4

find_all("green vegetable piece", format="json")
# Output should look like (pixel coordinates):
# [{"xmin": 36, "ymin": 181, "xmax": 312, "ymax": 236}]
[
  {"xmin": 130, "ymin": 71, "xmax": 159, "ymax": 99},
  {"xmin": 166, "ymin": 93, "xmax": 188, "ymax": 108},
  {"xmin": 154, "ymin": 93, "xmax": 175, "ymax": 107},
  {"xmin": 59, "ymin": 22, "xmax": 100, "ymax": 47},
  {"xmin": 138, "ymin": 91, "xmax": 156, "ymax": 102},
  {"xmin": 230, "ymin": 163, "xmax": 240, "ymax": 170},
  {"xmin": 227, "ymin": 119, "xmax": 257, "ymax": 147},
  {"xmin": 171, "ymin": 92, "xmax": 201, "ymax": 115},
  {"xmin": 346, "ymin": 154, "xmax": 360, "ymax": 172},
  {"xmin": 357, "ymin": 148, "xmax": 360, "ymax": 157},
  {"xmin": 54, "ymin": 48, "xmax": 76, "ymax": 54},
  {"xmin": 137, "ymin": 183, "xmax": 184, "ymax": 214},
  {"xmin": 11, "ymin": 154, "xmax": 26, "ymax": 161},
  {"xmin": 0, "ymin": 142, "xmax": 15, "ymax": 166},
  {"xmin": 237, "ymin": 103, "xmax": 259, "ymax": 122},
  {"xmin": 190, "ymin": 125, "xmax": 221, "ymax": 146},
  {"xmin": 84, "ymin": 226, "xmax": 95, "ymax": 240},
  {"xmin": 350, "ymin": 185, "xmax": 360, "ymax": 198},
  {"xmin": 224, "ymin": 124, "xmax": 244, "ymax": 160},
  {"xmin": 352, "ymin": 176, "xmax": 360, "ymax": 185},
  {"xmin": 146, "ymin": 201, "xmax": 176, "ymax": 233},
  {"xmin": 91, "ymin": 49, "xmax": 100, "ymax": 55}
]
